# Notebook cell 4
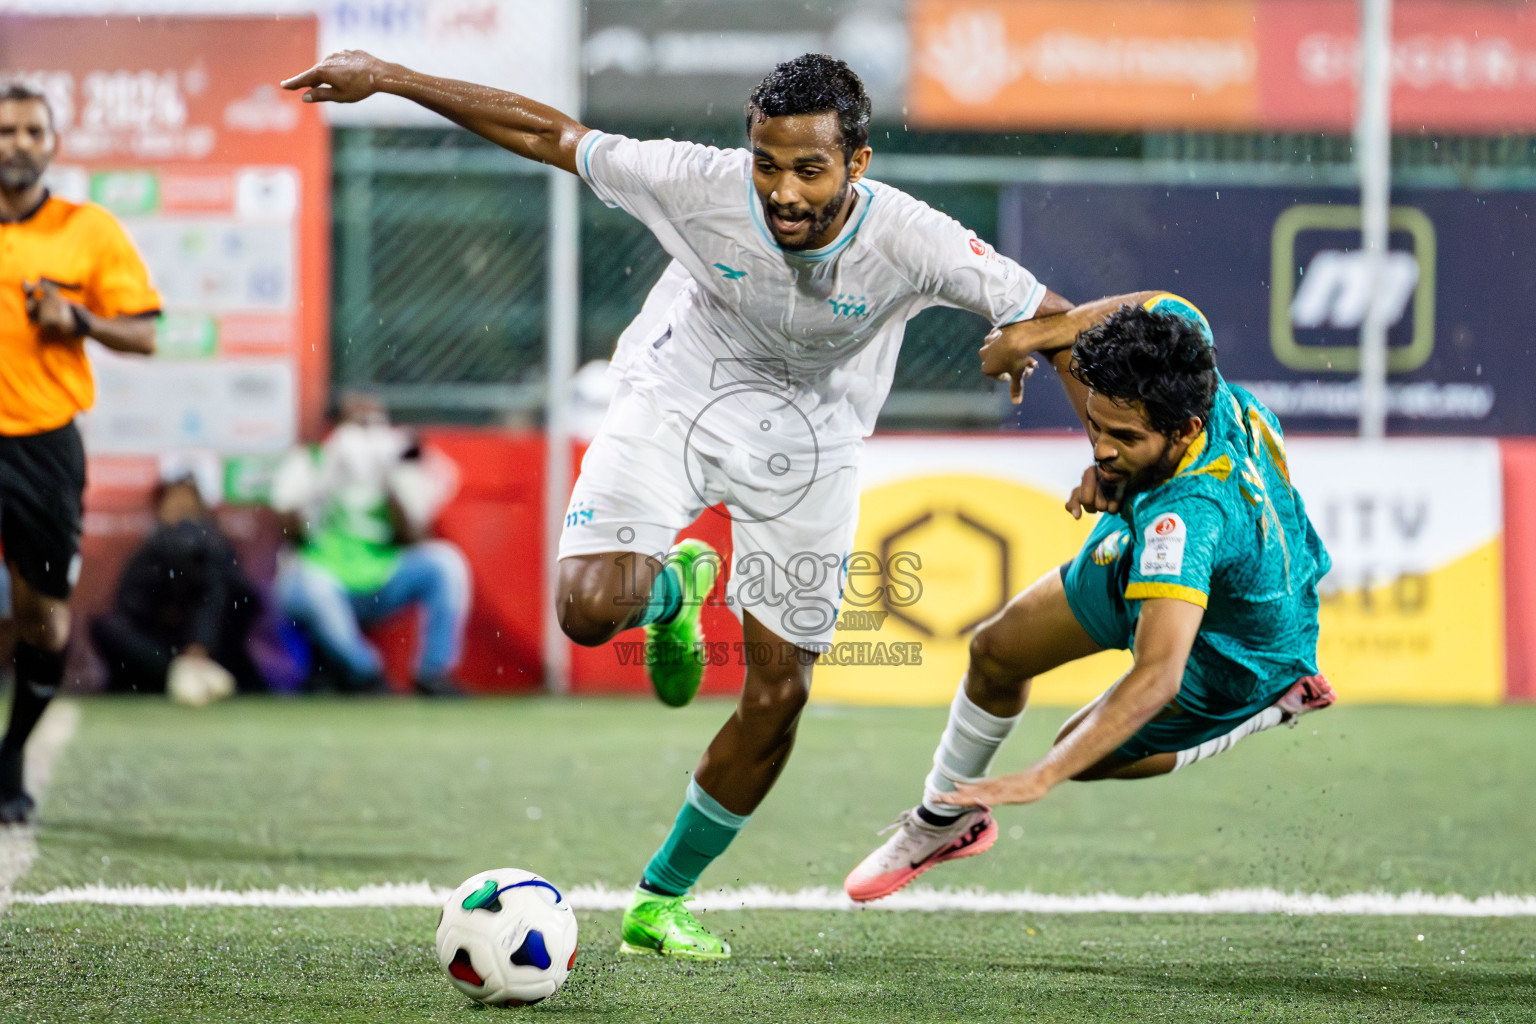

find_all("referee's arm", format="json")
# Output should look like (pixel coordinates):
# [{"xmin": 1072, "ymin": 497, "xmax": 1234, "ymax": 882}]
[{"xmin": 23, "ymin": 278, "xmax": 155, "ymax": 355}]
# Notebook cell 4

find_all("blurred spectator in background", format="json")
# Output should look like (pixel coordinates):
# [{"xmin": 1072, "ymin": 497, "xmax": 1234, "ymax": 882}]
[
  {"xmin": 270, "ymin": 392, "xmax": 468, "ymax": 697},
  {"xmin": 90, "ymin": 468, "xmax": 265, "ymax": 704}
]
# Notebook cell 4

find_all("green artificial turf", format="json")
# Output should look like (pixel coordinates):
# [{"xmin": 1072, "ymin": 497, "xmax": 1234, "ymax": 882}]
[
  {"xmin": 3, "ymin": 697, "xmax": 1535, "ymax": 1022},
  {"xmin": 2, "ymin": 906, "xmax": 1532, "ymax": 1023}
]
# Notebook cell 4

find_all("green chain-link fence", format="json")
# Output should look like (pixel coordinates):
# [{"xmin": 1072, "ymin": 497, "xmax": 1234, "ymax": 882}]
[
  {"xmin": 331, "ymin": 128, "xmax": 1016, "ymax": 425},
  {"xmin": 331, "ymin": 126, "xmax": 1536, "ymax": 426}
]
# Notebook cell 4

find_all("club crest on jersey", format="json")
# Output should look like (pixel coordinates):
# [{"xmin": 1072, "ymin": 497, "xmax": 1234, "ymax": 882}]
[
  {"xmin": 827, "ymin": 293, "xmax": 870, "ymax": 319},
  {"xmin": 1140, "ymin": 513, "xmax": 1186, "ymax": 576},
  {"xmin": 1091, "ymin": 529, "xmax": 1129, "ymax": 566}
]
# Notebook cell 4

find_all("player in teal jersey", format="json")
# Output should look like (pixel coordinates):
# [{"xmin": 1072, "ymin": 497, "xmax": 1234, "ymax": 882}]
[{"xmin": 844, "ymin": 293, "xmax": 1337, "ymax": 902}]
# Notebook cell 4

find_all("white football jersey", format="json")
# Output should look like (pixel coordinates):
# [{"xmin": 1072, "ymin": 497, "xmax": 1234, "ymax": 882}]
[{"xmin": 576, "ymin": 131, "xmax": 1046, "ymax": 465}]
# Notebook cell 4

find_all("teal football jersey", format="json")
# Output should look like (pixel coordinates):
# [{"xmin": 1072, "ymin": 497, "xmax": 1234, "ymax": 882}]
[{"xmin": 1118, "ymin": 374, "xmax": 1332, "ymax": 720}]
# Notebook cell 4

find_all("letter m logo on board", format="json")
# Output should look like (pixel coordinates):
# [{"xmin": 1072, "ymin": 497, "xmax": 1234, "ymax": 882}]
[{"xmin": 1269, "ymin": 205, "xmax": 1437, "ymax": 374}]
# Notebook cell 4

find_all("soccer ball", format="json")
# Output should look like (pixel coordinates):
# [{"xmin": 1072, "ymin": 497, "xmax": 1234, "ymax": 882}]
[{"xmin": 435, "ymin": 868, "xmax": 579, "ymax": 1006}]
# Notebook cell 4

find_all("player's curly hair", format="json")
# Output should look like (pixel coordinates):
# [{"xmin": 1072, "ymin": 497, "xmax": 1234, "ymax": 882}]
[
  {"xmin": 1071, "ymin": 306, "xmax": 1218, "ymax": 437},
  {"xmin": 747, "ymin": 54, "xmax": 871, "ymax": 162}
]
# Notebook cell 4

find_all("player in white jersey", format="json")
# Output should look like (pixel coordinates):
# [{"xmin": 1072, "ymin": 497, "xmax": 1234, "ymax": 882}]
[{"xmin": 284, "ymin": 51, "xmax": 1070, "ymax": 959}]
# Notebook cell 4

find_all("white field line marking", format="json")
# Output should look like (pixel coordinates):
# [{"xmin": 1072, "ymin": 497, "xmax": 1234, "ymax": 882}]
[
  {"xmin": 14, "ymin": 882, "xmax": 1536, "ymax": 917},
  {"xmin": 0, "ymin": 700, "xmax": 81, "ymax": 913}
]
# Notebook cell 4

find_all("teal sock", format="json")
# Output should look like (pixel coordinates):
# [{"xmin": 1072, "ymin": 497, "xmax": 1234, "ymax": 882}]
[
  {"xmin": 637, "ymin": 561, "xmax": 682, "ymax": 627},
  {"xmin": 640, "ymin": 779, "xmax": 750, "ymax": 896}
]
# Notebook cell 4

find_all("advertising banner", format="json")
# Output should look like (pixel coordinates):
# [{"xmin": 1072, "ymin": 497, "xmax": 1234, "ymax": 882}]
[
  {"xmin": 811, "ymin": 437, "xmax": 1133, "ymax": 707},
  {"xmin": 1001, "ymin": 183, "xmax": 1536, "ymax": 436},
  {"xmin": 0, "ymin": 15, "xmax": 330, "ymax": 452},
  {"xmin": 909, "ymin": 0, "xmax": 1260, "ymax": 131},
  {"xmin": 813, "ymin": 436, "xmax": 1504, "ymax": 707},
  {"xmin": 909, "ymin": 0, "xmax": 1536, "ymax": 132},
  {"xmin": 584, "ymin": 0, "xmax": 908, "ymax": 123},
  {"xmin": 1258, "ymin": 0, "xmax": 1536, "ymax": 132},
  {"xmin": 0, "ymin": 1, "xmax": 578, "ymax": 123}
]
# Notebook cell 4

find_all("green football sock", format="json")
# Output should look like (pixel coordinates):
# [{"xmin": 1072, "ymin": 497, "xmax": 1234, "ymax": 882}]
[
  {"xmin": 640, "ymin": 779, "xmax": 750, "ymax": 896},
  {"xmin": 637, "ymin": 561, "xmax": 682, "ymax": 627}
]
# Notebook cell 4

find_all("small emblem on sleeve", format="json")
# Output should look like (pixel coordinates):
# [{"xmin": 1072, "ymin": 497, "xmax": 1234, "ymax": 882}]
[
  {"xmin": 969, "ymin": 237, "xmax": 988, "ymax": 256},
  {"xmin": 1140, "ymin": 513, "xmax": 1186, "ymax": 576},
  {"xmin": 1091, "ymin": 530, "xmax": 1128, "ymax": 566}
]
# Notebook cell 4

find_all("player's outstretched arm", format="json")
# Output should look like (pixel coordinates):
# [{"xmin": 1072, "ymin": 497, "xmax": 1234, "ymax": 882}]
[
  {"xmin": 947, "ymin": 598, "xmax": 1202, "ymax": 806},
  {"xmin": 983, "ymin": 290, "xmax": 1166, "ymax": 435},
  {"xmin": 282, "ymin": 51, "xmax": 588, "ymax": 174}
]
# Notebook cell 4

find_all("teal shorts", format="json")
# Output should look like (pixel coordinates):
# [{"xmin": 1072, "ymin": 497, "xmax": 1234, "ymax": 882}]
[
  {"xmin": 1060, "ymin": 514, "xmax": 1134, "ymax": 652},
  {"xmin": 1060, "ymin": 515, "xmax": 1284, "ymax": 763},
  {"xmin": 1111, "ymin": 701, "xmax": 1265, "ymax": 762}
]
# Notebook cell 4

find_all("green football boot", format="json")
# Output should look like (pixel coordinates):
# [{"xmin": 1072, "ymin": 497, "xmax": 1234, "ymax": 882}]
[
  {"xmin": 645, "ymin": 538, "xmax": 719, "ymax": 708},
  {"xmin": 618, "ymin": 890, "xmax": 732, "ymax": 961}
]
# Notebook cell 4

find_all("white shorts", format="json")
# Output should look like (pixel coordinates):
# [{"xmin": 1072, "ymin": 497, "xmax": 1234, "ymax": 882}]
[{"xmin": 559, "ymin": 384, "xmax": 860, "ymax": 650}]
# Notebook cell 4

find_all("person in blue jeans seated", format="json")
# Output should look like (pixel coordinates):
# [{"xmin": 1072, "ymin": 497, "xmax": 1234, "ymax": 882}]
[{"xmin": 270, "ymin": 392, "xmax": 470, "ymax": 697}]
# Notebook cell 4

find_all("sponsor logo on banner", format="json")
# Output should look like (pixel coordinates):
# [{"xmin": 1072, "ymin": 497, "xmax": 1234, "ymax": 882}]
[
  {"xmin": 814, "ymin": 438, "xmax": 1134, "ymax": 707},
  {"xmin": 909, "ymin": 0, "xmax": 1259, "ymax": 129},
  {"xmin": 1289, "ymin": 251, "xmax": 1419, "ymax": 332},
  {"xmin": 584, "ymin": 1, "xmax": 908, "ymax": 119},
  {"xmin": 999, "ymin": 182, "xmax": 1522, "ymax": 432},
  {"xmin": 3, "ymin": 1, "xmax": 577, "ymax": 124},
  {"xmin": 908, "ymin": 0, "xmax": 1536, "ymax": 131},
  {"xmin": 814, "ymin": 436, "xmax": 1503, "ymax": 708},
  {"xmin": 6, "ymin": 15, "xmax": 328, "ymax": 452},
  {"xmin": 1256, "ymin": 0, "xmax": 1536, "ymax": 131},
  {"xmin": 1269, "ymin": 205, "xmax": 1438, "ymax": 374},
  {"xmin": 1140, "ymin": 513, "xmax": 1186, "ymax": 576}
]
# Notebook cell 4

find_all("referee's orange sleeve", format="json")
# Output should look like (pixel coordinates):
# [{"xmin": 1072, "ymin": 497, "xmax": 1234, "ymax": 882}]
[{"xmin": 81, "ymin": 206, "xmax": 161, "ymax": 319}]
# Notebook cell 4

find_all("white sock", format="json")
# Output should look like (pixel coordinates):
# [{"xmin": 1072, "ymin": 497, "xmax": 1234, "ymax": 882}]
[
  {"xmin": 921, "ymin": 680, "xmax": 1022, "ymax": 818},
  {"xmin": 1171, "ymin": 705, "xmax": 1285, "ymax": 771}
]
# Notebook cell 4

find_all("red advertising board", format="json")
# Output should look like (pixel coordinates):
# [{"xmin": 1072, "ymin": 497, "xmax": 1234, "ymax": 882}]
[
  {"xmin": 909, "ymin": 0, "xmax": 1536, "ymax": 132},
  {"xmin": 1257, "ymin": 0, "xmax": 1536, "ymax": 131},
  {"xmin": 0, "ymin": 15, "xmax": 330, "ymax": 448}
]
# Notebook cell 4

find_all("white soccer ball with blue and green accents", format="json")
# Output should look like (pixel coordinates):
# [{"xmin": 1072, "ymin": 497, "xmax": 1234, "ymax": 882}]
[{"xmin": 435, "ymin": 868, "xmax": 579, "ymax": 1007}]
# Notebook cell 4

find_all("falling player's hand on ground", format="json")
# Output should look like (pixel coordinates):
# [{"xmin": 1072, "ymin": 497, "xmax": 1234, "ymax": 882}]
[
  {"xmin": 282, "ymin": 50, "xmax": 391, "ymax": 104},
  {"xmin": 948, "ymin": 769, "xmax": 1051, "ymax": 808}
]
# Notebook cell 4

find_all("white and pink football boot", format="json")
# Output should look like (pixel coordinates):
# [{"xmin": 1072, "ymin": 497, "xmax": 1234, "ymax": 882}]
[{"xmin": 843, "ymin": 806, "xmax": 998, "ymax": 903}]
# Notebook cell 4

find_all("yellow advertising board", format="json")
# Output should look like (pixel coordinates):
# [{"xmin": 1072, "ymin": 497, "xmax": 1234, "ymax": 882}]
[
  {"xmin": 815, "ymin": 438, "xmax": 1132, "ymax": 707},
  {"xmin": 813, "ymin": 437, "xmax": 1503, "ymax": 707}
]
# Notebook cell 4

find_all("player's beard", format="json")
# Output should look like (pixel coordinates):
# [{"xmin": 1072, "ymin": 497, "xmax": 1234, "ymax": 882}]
[
  {"xmin": 0, "ymin": 152, "xmax": 45, "ymax": 193},
  {"xmin": 1098, "ymin": 437, "xmax": 1183, "ymax": 504},
  {"xmin": 768, "ymin": 177, "xmax": 851, "ymax": 252}
]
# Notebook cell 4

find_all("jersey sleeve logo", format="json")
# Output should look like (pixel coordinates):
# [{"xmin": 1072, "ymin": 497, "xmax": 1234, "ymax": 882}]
[
  {"xmin": 1091, "ymin": 529, "xmax": 1129, "ymax": 566},
  {"xmin": 969, "ymin": 237, "xmax": 988, "ymax": 256},
  {"xmin": 1140, "ymin": 513, "xmax": 1187, "ymax": 576}
]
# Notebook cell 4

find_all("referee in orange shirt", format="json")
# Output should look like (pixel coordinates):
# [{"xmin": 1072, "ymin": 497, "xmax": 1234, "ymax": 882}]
[{"xmin": 1, "ymin": 83, "xmax": 159, "ymax": 824}]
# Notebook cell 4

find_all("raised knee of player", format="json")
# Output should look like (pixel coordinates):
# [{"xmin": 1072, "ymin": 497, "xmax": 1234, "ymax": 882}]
[
  {"xmin": 965, "ymin": 622, "xmax": 1029, "ymax": 708},
  {"xmin": 555, "ymin": 556, "xmax": 633, "ymax": 646}
]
